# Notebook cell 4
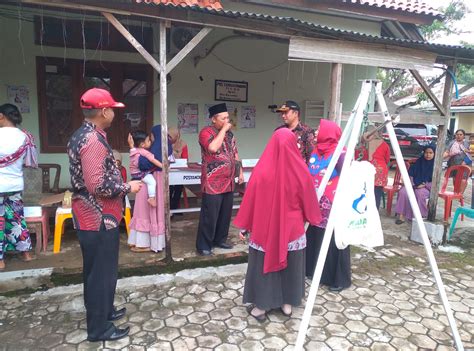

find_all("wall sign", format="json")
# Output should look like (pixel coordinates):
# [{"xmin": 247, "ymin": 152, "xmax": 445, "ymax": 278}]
[{"xmin": 215, "ymin": 80, "xmax": 248, "ymax": 103}]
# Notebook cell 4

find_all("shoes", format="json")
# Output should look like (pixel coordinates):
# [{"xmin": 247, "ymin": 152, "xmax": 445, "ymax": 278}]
[
  {"xmin": 329, "ymin": 286, "xmax": 344, "ymax": 292},
  {"xmin": 215, "ymin": 242, "xmax": 233, "ymax": 249},
  {"xmin": 395, "ymin": 219, "xmax": 405, "ymax": 225},
  {"xmin": 87, "ymin": 325, "xmax": 130, "ymax": 342},
  {"xmin": 280, "ymin": 307, "xmax": 292, "ymax": 317},
  {"xmin": 246, "ymin": 304, "xmax": 266, "ymax": 322},
  {"xmin": 197, "ymin": 249, "xmax": 212, "ymax": 256},
  {"xmin": 108, "ymin": 307, "xmax": 126, "ymax": 322}
]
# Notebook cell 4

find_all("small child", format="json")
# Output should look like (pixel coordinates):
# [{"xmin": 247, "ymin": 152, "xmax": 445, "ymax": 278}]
[
  {"xmin": 112, "ymin": 149, "xmax": 127, "ymax": 182},
  {"xmin": 129, "ymin": 131, "xmax": 163, "ymax": 207}
]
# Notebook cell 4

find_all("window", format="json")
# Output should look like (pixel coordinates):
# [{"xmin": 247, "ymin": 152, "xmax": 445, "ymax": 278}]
[
  {"xmin": 35, "ymin": 16, "xmax": 153, "ymax": 53},
  {"xmin": 37, "ymin": 57, "xmax": 153, "ymax": 152}
]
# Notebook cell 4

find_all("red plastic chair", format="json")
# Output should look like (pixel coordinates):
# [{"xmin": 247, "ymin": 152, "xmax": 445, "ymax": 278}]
[
  {"xmin": 384, "ymin": 160, "xmax": 410, "ymax": 216},
  {"xmin": 438, "ymin": 165, "xmax": 472, "ymax": 222},
  {"xmin": 25, "ymin": 208, "xmax": 50, "ymax": 253}
]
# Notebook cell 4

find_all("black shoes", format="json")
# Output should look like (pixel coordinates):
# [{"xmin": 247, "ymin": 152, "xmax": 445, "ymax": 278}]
[
  {"xmin": 329, "ymin": 286, "xmax": 344, "ymax": 292},
  {"xmin": 215, "ymin": 242, "xmax": 233, "ymax": 249},
  {"xmin": 87, "ymin": 325, "xmax": 130, "ymax": 342},
  {"xmin": 108, "ymin": 307, "xmax": 126, "ymax": 322},
  {"xmin": 198, "ymin": 249, "xmax": 212, "ymax": 256}
]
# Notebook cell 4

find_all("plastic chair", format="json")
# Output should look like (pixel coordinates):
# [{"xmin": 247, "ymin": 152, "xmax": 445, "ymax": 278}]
[
  {"xmin": 53, "ymin": 196, "xmax": 132, "ymax": 253},
  {"xmin": 24, "ymin": 207, "xmax": 50, "ymax": 254},
  {"xmin": 383, "ymin": 160, "xmax": 410, "ymax": 216},
  {"xmin": 438, "ymin": 165, "xmax": 472, "ymax": 222},
  {"xmin": 38, "ymin": 163, "xmax": 61, "ymax": 193}
]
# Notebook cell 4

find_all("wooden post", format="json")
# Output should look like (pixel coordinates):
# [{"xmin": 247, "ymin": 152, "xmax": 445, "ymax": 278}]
[
  {"xmin": 102, "ymin": 12, "xmax": 163, "ymax": 74},
  {"xmin": 410, "ymin": 70, "xmax": 446, "ymax": 116},
  {"xmin": 167, "ymin": 27, "xmax": 212, "ymax": 73},
  {"xmin": 328, "ymin": 63, "xmax": 342, "ymax": 121},
  {"xmin": 428, "ymin": 64, "xmax": 456, "ymax": 221},
  {"xmin": 160, "ymin": 20, "xmax": 173, "ymax": 262}
]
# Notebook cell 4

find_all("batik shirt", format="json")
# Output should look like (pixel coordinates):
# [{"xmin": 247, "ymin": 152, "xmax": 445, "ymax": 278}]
[
  {"xmin": 276, "ymin": 123, "xmax": 316, "ymax": 164},
  {"xmin": 67, "ymin": 121, "xmax": 130, "ymax": 231},
  {"xmin": 199, "ymin": 126, "xmax": 238, "ymax": 195}
]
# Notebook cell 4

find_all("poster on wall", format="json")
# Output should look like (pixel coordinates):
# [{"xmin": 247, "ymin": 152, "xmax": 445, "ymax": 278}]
[
  {"xmin": 7, "ymin": 85, "xmax": 30, "ymax": 113},
  {"xmin": 205, "ymin": 103, "xmax": 238, "ymax": 128},
  {"xmin": 177, "ymin": 103, "xmax": 199, "ymax": 134},
  {"xmin": 240, "ymin": 106, "xmax": 256, "ymax": 129}
]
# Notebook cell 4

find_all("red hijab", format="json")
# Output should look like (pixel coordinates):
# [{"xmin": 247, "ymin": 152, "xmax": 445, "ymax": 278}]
[
  {"xmin": 234, "ymin": 128, "xmax": 321, "ymax": 274},
  {"xmin": 315, "ymin": 119, "xmax": 342, "ymax": 158}
]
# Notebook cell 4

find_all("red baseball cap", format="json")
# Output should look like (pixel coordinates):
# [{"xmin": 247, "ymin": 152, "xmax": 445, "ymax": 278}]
[{"xmin": 80, "ymin": 88, "xmax": 125, "ymax": 109}]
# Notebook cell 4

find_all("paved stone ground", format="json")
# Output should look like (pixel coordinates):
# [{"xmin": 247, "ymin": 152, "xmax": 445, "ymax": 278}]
[{"xmin": 1, "ymin": 233, "xmax": 474, "ymax": 350}]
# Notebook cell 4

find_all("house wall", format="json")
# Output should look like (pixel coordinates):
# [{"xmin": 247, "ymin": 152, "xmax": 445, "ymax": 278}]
[
  {"xmin": 0, "ymin": 7, "xmax": 378, "ymax": 187},
  {"xmin": 456, "ymin": 112, "xmax": 474, "ymax": 133}
]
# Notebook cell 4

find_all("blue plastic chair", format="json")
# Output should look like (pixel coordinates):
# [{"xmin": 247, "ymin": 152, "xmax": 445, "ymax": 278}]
[{"xmin": 449, "ymin": 175, "xmax": 474, "ymax": 240}]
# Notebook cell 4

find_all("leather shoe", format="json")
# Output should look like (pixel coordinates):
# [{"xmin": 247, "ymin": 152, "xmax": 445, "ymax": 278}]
[
  {"xmin": 198, "ymin": 249, "xmax": 212, "ymax": 256},
  {"xmin": 87, "ymin": 325, "xmax": 130, "ymax": 342},
  {"xmin": 215, "ymin": 242, "xmax": 233, "ymax": 249},
  {"xmin": 108, "ymin": 307, "xmax": 126, "ymax": 321}
]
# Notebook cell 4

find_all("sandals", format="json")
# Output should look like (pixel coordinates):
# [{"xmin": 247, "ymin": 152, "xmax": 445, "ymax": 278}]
[
  {"xmin": 130, "ymin": 247, "xmax": 151, "ymax": 253},
  {"xmin": 246, "ymin": 304, "xmax": 266, "ymax": 322}
]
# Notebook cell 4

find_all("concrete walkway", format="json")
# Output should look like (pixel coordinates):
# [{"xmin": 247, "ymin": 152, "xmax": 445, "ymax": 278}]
[{"xmin": 1, "ymin": 233, "xmax": 473, "ymax": 350}]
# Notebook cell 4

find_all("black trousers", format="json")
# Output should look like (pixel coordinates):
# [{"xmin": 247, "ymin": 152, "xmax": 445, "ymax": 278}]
[
  {"xmin": 374, "ymin": 186, "xmax": 384, "ymax": 210},
  {"xmin": 170, "ymin": 185, "xmax": 184, "ymax": 210},
  {"xmin": 305, "ymin": 225, "xmax": 351, "ymax": 289},
  {"xmin": 196, "ymin": 192, "xmax": 234, "ymax": 251},
  {"xmin": 77, "ymin": 225, "xmax": 120, "ymax": 340}
]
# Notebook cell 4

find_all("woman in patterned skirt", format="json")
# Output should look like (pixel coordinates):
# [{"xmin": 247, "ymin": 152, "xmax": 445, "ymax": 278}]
[{"xmin": 0, "ymin": 104, "xmax": 37, "ymax": 270}]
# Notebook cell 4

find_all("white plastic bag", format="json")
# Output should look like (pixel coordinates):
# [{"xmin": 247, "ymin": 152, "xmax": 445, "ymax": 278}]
[{"xmin": 334, "ymin": 161, "xmax": 384, "ymax": 249}]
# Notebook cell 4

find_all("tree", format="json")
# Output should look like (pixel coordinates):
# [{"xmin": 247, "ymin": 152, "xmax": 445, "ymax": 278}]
[{"xmin": 378, "ymin": 0, "xmax": 473, "ymax": 104}]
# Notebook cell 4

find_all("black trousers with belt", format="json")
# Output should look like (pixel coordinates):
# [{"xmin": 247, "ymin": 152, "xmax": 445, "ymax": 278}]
[
  {"xmin": 77, "ymin": 225, "xmax": 120, "ymax": 340},
  {"xmin": 196, "ymin": 192, "xmax": 234, "ymax": 251}
]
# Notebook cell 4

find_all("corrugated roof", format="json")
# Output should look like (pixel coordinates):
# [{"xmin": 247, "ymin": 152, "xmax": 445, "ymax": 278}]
[
  {"xmin": 140, "ymin": 3, "xmax": 473, "ymax": 62},
  {"xmin": 452, "ymin": 95, "xmax": 474, "ymax": 107},
  {"xmin": 135, "ymin": 0, "xmax": 222, "ymax": 10},
  {"xmin": 342, "ymin": 0, "xmax": 442, "ymax": 18}
]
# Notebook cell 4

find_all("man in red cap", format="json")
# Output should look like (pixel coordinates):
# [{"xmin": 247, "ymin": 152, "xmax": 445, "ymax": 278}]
[
  {"xmin": 67, "ymin": 88, "xmax": 142, "ymax": 342},
  {"xmin": 196, "ymin": 103, "xmax": 244, "ymax": 256}
]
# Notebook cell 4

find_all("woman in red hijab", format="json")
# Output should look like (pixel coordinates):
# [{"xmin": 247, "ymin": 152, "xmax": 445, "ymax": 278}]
[
  {"xmin": 234, "ymin": 128, "xmax": 321, "ymax": 321},
  {"xmin": 306, "ymin": 119, "xmax": 351, "ymax": 292}
]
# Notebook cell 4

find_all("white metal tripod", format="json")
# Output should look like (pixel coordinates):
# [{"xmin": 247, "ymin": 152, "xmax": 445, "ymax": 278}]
[{"xmin": 295, "ymin": 80, "xmax": 464, "ymax": 351}]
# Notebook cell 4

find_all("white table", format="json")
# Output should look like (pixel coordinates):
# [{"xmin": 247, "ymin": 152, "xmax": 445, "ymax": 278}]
[{"xmin": 168, "ymin": 164, "xmax": 254, "ymax": 214}]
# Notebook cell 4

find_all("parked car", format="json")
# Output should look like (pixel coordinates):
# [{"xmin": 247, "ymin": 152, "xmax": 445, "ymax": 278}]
[{"xmin": 382, "ymin": 123, "xmax": 452, "ymax": 160}]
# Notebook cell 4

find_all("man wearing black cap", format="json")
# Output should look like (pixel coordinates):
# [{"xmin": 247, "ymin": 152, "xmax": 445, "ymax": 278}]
[
  {"xmin": 196, "ymin": 103, "xmax": 244, "ymax": 256},
  {"xmin": 276, "ymin": 100, "xmax": 316, "ymax": 164}
]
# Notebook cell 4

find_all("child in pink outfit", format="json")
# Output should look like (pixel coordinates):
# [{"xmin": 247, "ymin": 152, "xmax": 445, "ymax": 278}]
[{"xmin": 129, "ymin": 131, "xmax": 163, "ymax": 207}]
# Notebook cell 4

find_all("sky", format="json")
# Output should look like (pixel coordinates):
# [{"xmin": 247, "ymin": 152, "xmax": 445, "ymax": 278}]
[{"xmin": 427, "ymin": 0, "xmax": 474, "ymax": 45}]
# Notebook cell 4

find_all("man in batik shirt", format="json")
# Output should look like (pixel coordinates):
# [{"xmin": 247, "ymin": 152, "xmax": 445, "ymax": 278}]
[
  {"xmin": 68, "ymin": 88, "xmax": 141, "ymax": 342},
  {"xmin": 196, "ymin": 103, "xmax": 244, "ymax": 256},
  {"xmin": 276, "ymin": 100, "xmax": 316, "ymax": 164}
]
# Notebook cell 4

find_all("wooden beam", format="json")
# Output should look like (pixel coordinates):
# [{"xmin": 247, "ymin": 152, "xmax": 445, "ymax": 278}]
[
  {"xmin": 289, "ymin": 37, "xmax": 437, "ymax": 70},
  {"xmin": 410, "ymin": 69, "xmax": 446, "ymax": 116},
  {"xmin": 166, "ymin": 27, "xmax": 213, "ymax": 73},
  {"xmin": 159, "ymin": 20, "xmax": 173, "ymax": 262},
  {"xmin": 328, "ymin": 63, "xmax": 342, "ymax": 121},
  {"xmin": 428, "ymin": 64, "xmax": 456, "ymax": 222},
  {"xmin": 102, "ymin": 12, "xmax": 163, "ymax": 74}
]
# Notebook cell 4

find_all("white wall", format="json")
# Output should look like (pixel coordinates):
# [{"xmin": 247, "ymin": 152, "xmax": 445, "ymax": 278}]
[{"xmin": 0, "ymin": 7, "xmax": 377, "ymax": 187}]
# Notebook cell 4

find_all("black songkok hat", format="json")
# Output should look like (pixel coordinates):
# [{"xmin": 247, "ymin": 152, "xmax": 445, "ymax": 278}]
[{"xmin": 208, "ymin": 103, "xmax": 227, "ymax": 118}]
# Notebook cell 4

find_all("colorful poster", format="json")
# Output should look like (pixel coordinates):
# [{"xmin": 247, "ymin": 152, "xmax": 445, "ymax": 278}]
[
  {"xmin": 240, "ymin": 105, "xmax": 256, "ymax": 129},
  {"xmin": 7, "ymin": 85, "xmax": 30, "ymax": 113},
  {"xmin": 177, "ymin": 103, "xmax": 199, "ymax": 134}
]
